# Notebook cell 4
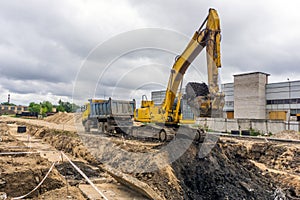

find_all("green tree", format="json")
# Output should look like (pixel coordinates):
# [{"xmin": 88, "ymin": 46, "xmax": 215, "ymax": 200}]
[
  {"xmin": 56, "ymin": 104, "xmax": 65, "ymax": 112},
  {"xmin": 40, "ymin": 101, "xmax": 53, "ymax": 114},
  {"xmin": 56, "ymin": 100, "xmax": 78, "ymax": 113},
  {"xmin": 28, "ymin": 102, "xmax": 41, "ymax": 113}
]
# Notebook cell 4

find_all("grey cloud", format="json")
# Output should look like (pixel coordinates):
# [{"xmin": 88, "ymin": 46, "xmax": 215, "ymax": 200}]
[
  {"xmin": 0, "ymin": 77, "xmax": 73, "ymax": 97},
  {"xmin": 128, "ymin": 0, "xmax": 300, "ymax": 82},
  {"xmin": 1, "ymin": 0, "xmax": 300, "ymax": 105}
]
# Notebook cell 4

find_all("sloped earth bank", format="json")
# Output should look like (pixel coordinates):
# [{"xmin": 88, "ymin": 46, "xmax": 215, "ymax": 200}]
[
  {"xmin": 6, "ymin": 120, "xmax": 300, "ymax": 199},
  {"xmin": 77, "ymin": 133, "xmax": 300, "ymax": 199},
  {"xmin": 172, "ymin": 140, "xmax": 300, "ymax": 199}
]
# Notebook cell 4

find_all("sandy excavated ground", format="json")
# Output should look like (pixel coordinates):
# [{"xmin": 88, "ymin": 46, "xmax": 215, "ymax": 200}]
[
  {"xmin": 0, "ymin": 118, "xmax": 148, "ymax": 200},
  {"xmin": 0, "ymin": 113, "xmax": 300, "ymax": 199}
]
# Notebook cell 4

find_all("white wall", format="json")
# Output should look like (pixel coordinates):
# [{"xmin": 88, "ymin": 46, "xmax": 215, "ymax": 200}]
[{"xmin": 196, "ymin": 118, "xmax": 294, "ymax": 134}]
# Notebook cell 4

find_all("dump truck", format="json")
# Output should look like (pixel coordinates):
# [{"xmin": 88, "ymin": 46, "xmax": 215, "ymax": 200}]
[{"xmin": 82, "ymin": 98, "xmax": 136, "ymax": 133}]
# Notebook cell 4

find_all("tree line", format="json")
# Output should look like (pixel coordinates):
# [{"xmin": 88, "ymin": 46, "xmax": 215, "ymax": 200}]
[{"xmin": 28, "ymin": 100, "xmax": 79, "ymax": 115}]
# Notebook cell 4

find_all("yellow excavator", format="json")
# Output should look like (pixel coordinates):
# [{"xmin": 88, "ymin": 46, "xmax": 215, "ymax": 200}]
[{"xmin": 134, "ymin": 8, "xmax": 224, "ymax": 141}]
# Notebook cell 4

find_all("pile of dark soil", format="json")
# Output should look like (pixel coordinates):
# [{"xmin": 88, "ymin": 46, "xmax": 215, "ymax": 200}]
[
  {"xmin": 131, "ymin": 139, "xmax": 279, "ymax": 200},
  {"xmin": 172, "ymin": 141, "xmax": 276, "ymax": 200},
  {"xmin": 185, "ymin": 82, "xmax": 209, "ymax": 98},
  {"xmin": 134, "ymin": 138, "xmax": 299, "ymax": 200},
  {"xmin": 56, "ymin": 161, "xmax": 103, "ymax": 181},
  {"xmin": 168, "ymin": 139, "xmax": 300, "ymax": 200}
]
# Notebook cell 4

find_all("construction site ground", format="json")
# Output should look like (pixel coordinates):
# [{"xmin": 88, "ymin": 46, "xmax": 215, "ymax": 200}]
[{"xmin": 0, "ymin": 113, "xmax": 299, "ymax": 200}]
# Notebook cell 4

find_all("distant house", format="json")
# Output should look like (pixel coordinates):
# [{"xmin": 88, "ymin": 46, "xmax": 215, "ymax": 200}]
[{"xmin": 0, "ymin": 105, "xmax": 28, "ymax": 114}]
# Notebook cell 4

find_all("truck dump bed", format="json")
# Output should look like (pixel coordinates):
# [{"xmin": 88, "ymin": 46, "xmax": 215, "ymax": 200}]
[{"xmin": 88, "ymin": 98, "xmax": 135, "ymax": 119}]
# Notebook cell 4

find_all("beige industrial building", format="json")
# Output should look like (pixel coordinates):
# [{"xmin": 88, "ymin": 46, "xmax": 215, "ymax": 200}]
[
  {"xmin": 223, "ymin": 72, "xmax": 300, "ymax": 121},
  {"xmin": 233, "ymin": 72, "xmax": 269, "ymax": 119}
]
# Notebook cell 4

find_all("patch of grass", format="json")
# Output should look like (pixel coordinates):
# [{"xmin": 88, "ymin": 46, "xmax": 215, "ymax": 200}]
[
  {"xmin": 250, "ymin": 128, "xmax": 261, "ymax": 136},
  {"xmin": 267, "ymin": 132, "xmax": 272, "ymax": 136}
]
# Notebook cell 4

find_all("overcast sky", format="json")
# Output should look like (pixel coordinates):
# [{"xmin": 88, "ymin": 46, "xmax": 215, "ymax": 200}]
[{"xmin": 1, "ymin": 0, "xmax": 300, "ymax": 105}]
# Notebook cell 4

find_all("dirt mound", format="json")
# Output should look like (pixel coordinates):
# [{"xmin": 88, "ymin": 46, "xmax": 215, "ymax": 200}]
[
  {"xmin": 249, "ymin": 143, "xmax": 300, "ymax": 174},
  {"xmin": 272, "ymin": 130, "xmax": 300, "ymax": 140},
  {"xmin": 138, "ymin": 139, "xmax": 299, "ymax": 199},
  {"xmin": 25, "ymin": 124, "xmax": 97, "ymax": 164},
  {"xmin": 135, "ymin": 165, "xmax": 183, "ymax": 200},
  {"xmin": 171, "ymin": 141, "xmax": 277, "ymax": 200},
  {"xmin": 248, "ymin": 142, "xmax": 300, "ymax": 197},
  {"xmin": 44, "ymin": 112, "xmax": 77, "ymax": 125},
  {"xmin": 1, "ymin": 165, "xmax": 65, "ymax": 198}
]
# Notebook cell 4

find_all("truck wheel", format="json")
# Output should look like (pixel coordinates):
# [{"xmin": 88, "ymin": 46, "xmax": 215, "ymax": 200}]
[
  {"xmin": 103, "ymin": 122, "xmax": 109, "ymax": 134},
  {"xmin": 159, "ymin": 130, "xmax": 167, "ymax": 142},
  {"xmin": 126, "ymin": 127, "xmax": 133, "ymax": 136},
  {"xmin": 195, "ymin": 130, "xmax": 200, "ymax": 141},
  {"xmin": 195, "ymin": 129, "xmax": 205, "ymax": 142}
]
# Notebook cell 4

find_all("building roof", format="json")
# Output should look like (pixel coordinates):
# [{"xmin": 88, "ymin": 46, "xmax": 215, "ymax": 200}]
[
  {"xmin": 233, "ymin": 72, "xmax": 270, "ymax": 77},
  {"xmin": 267, "ymin": 79, "xmax": 300, "ymax": 86}
]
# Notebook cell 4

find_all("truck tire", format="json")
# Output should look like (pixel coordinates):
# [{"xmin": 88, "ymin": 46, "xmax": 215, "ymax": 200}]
[
  {"xmin": 195, "ymin": 130, "xmax": 200, "ymax": 141},
  {"xmin": 103, "ymin": 122, "xmax": 109, "ymax": 134},
  {"xmin": 126, "ymin": 127, "xmax": 132, "ymax": 136},
  {"xmin": 159, "ymin": 130, "xmax": 167, "ymax": 142},
  {"xmin": 195, "ymin": 129, "xmax": 205, "ymax": 142}
]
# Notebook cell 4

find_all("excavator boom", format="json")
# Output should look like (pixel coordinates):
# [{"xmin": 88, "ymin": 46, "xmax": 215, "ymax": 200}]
[
  {"xmin": 135, "ymin": 8, "xmax": 224, "ymax": 124},
  {"xmin": 163, "ymin": 8, "xmax": 222, "ymax": 121}
]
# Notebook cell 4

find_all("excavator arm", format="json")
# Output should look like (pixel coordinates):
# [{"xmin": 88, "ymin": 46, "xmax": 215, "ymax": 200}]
[
  {"xmin": 162, "ymin": 8, "xmax": 222, "ymax": 122},
  {"xmin": 135, "ymin": 8, "xmax": 223, "ymax": 124}
]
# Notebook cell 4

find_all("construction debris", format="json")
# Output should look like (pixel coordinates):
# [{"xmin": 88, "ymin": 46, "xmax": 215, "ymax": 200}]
[{"xmin": 272, "ymin": 130, "xmax": 300, "ymax": 140}]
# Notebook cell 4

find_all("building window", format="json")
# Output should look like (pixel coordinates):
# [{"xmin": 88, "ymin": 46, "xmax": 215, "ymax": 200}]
[
  {"xmin": 225, "ymin": 101, "xmax": 234, "ymax": 107},
  {"xmin": 291, "ymin": 99, "xmax": 298, "ymax": 104},
  {"xmin": 291, "ymin": 109, "xmax": 300, "ymax": 116},
  {"xmin": 267, "ymin": 98, "xmax": 300, "ymax": 105},
  {"xmin": 284, "ymin": 99, "xmax": 290, "ymax": 104}
]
